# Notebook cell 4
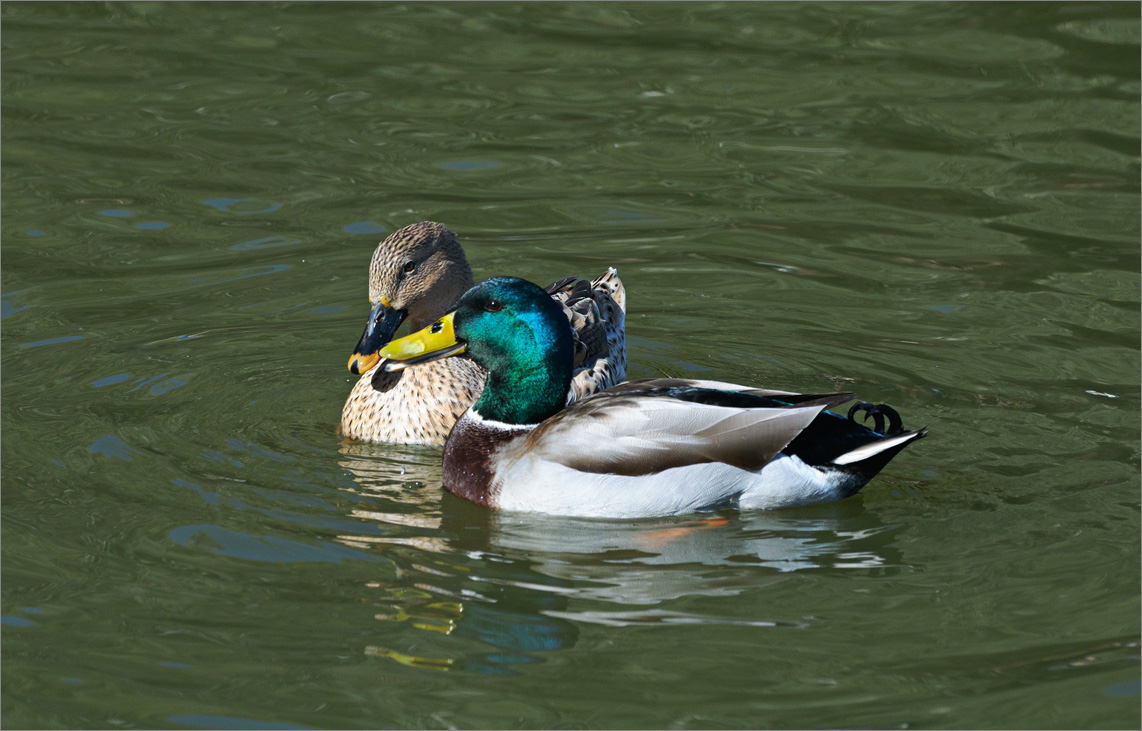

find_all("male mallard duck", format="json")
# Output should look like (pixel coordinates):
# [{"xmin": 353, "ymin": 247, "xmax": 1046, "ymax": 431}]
[
  {"xmin": 341, "ymin": 222, "xmax": 625, "ymax": 445},
  {"xmin": 377, "ymin": 276, "xmax": 926, "ymax": 518}
]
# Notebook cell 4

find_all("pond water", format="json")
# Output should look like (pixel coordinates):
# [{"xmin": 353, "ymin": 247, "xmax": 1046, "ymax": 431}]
[{"xmin": 2, "ymin": 2, "xmax": 1139, "ymax": 729}]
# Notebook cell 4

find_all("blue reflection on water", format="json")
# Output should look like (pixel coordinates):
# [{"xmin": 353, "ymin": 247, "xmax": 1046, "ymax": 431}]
[
  {"xmin": 201, "ymin": 198, "xmax": 282, "ymax": 215},
  {"xmin": 94, "ymin": 374, "xmax": 131, "ymax": 388},
  {"xmin": 172, "ymin": 478, "xmax": 387, "ymax": 536},
  {"xmin": 21, "ymin": 335, "xmax": 83, "ymax": 348},
  {"xmin": 461, "ymin": 604, "xmax": 569, "ymax": 652},
  {"xmin": 174, "ymin": 478, "xmax": 232, "ymax": 507},
  {"xmin": 99, "ymin": 209, "xmax": 133, "ymax": 217},
  {"xmin": 128, "ymin": 373, "xmax": 168, "ymax": 391},
  {"xmin": 151, "ymin": 378, "xmax": 188, "ymax": 395},
  {"xmin": 89, "ymin": 435, "xmax": 144, "ymax": 461},
  {"xmin": 1, "ymin": 291, "xmax": 33, "ymax": 319},
  {"xmin": 309, "ymin": 305, "xmax": 342, "ymax": 314},
  {"xmin": 168, "ymin": 524, "xmax": 384, "ymax": 564},
  {"xmin": 1103, "ymin": 679, "xmax": 1140, "ymax": 697},
  {"xmin": 224, "ymin": 438, "xmax": 293, "ymax": 462},
  {"xmin": 91, "ymin": 372, "xmax": 188, "ymax": 394},
  {"xmin": 343, "ymin": 221, "xmax": 386, "ymax": 234},
  {"xmin": 1, "ymin": 616, "xmax": 36, "ymax": 627}
]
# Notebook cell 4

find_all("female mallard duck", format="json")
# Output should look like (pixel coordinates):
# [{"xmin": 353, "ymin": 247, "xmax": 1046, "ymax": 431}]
[
  {"xmin": 341, "ymin": 222, "xmax": 625, "ymax": 446},
  {"xmin": 377, "ymin": 276, "xmax": 926, "ymax": 518}
]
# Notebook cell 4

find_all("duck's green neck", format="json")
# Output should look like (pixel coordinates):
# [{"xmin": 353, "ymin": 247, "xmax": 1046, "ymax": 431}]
[
  {"xmin": 457, "ymin": 281, "xmax": 575, "ymax": 426},
  {"xmin": 471, "ymin": 329, "xmax": 572, "ymax": 425}
]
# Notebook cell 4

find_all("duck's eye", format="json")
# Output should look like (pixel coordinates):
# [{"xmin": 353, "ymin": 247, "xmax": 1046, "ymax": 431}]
[
  {"xmin": 484, "ymin": 299, "xmax": 503, "ymax": 313},
  {"xmin": 402, "ymin": 260, "xmax": 416, "ymax": 274}
]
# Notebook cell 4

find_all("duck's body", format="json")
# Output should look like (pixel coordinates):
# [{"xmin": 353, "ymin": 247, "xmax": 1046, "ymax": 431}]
[
  {"xmin": 379, "ymin": 277, "xmax": 927, "ymax": 518},
  {"xmin": 441, "ymin": 381, "xmax": 925, "ymax": 518},
  {"xmin": 340, "ymin": 222, "xmax": 625, "ymax": 446}
]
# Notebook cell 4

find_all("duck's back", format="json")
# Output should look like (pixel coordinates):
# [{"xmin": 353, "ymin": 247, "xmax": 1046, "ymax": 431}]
[{"xmin": 546, "ymin": 268, "xmax": 627, "ymax": 404}]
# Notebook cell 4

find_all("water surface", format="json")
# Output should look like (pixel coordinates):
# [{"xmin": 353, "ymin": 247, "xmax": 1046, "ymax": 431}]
[{"xmin": 2, "ymin": 2, "xmax": 1139, "ymax": 729}]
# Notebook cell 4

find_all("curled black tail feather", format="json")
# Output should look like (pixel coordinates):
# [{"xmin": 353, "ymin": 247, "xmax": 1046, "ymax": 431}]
[{"xmin": 847, "ymin": 401, "xmax": 904, "ymax": 436}]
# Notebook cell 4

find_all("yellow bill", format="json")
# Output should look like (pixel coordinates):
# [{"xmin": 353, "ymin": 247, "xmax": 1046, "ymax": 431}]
[{"xmin": 377, "ymin": 312, "xmax": 467, "ymax": 372}]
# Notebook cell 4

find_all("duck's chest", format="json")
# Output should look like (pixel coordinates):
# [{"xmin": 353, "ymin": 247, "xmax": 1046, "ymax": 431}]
[
  {"xmin": 341, "ymin": 358, "xmax": 485, "ymax": 446},
  {"xmin": 441, "ymin": 414, "xmax": 527, "ymax": 508}
]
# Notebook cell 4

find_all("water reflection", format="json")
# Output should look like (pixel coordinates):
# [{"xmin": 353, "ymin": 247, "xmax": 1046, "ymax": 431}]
[
  {"xmin": 337, "ymin": 444, "xmax": 905, "ymax": 670},
  {"xmin": 363, "ymin": 581, "xmax": 579, "ymax": 676},
  {"xmin": 337, "ymin": 444, "xmax": 578, "ymax": 674},
  {"xmin": 480, "ymin": 507, "xmax": 903, "ymax": 606},
  {"xmin": 337, "ymin": 441, "xmax": 448, "ymax": 552},
  {"xmin": 338, "ymin": 442, "xmax": 574, "ymax": 675}
]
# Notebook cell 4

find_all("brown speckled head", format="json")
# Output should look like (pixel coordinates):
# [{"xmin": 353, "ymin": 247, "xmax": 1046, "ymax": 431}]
[{"xmin": 368, "ymin": 222, "xmax": 476, "ymax": 331}]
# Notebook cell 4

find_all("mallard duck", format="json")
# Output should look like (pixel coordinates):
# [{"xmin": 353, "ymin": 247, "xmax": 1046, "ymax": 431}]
[
  {"xmin": 376, "ymin": 276, "xmax": 927, "ymax": 518},
  {"xmin": 341, "ymin": 222, "xmax": 625, "ymax": 445}
]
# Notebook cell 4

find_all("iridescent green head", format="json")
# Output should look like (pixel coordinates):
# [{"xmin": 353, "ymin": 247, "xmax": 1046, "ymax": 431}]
[{"xmin": 378, "ymin": 277, "xmax": 575, "ymax": 425}]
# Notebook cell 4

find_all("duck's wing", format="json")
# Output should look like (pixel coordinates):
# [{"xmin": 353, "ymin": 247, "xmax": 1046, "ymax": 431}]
[
  {"xmin": 520, "ymin": 379, "xmax": 854, "ymax": 476},
  {"xmin": 594, "ymin": 378, "xmax": 854, "ymax": 409},
  {"xmin": 544, "ymin": 268, "xmax": 627, "ymax": 403}
]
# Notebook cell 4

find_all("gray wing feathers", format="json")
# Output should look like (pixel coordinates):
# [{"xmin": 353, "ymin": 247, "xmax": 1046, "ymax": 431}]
[{"xmin": 523, "ymin": 397, "xmax": 826, "ymax": 476}]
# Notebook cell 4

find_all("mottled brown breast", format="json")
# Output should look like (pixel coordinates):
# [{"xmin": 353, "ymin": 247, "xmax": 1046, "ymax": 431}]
[{"xmin": 340, "ymin": 357, "xmax": 485, "ymax": 446}]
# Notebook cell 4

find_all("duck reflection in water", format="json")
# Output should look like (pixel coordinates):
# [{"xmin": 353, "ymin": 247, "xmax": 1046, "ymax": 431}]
[
  {"xmin": 338, "ymin": 441, "xmax": 578, "ymax": 674},
  {"xmin": 336, "ymin": 441, "xmax": 907, "ymax": 670}
]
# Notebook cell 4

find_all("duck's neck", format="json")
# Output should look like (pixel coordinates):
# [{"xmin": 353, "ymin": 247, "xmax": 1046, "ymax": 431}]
[{"xmin": 470, "ymin": 332, "xmax": 572, "ymax": 426}]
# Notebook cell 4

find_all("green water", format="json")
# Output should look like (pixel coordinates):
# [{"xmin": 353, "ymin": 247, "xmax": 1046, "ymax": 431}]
[{"xmin": 2, "ymin": 2, "xmax": 1139, "ymax": 728}]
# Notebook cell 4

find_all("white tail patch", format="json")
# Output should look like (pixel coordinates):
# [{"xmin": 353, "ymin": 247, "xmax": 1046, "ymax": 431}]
[{"xmin": 832, "ymin": 431, "xmax": 921, "ymax": 466}]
